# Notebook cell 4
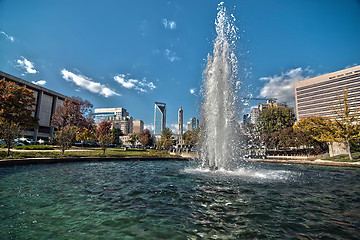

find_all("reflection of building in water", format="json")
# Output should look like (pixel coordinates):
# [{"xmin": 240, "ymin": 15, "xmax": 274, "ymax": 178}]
[
  {"xmin": 0, "ymin": 71, "xmax": 67, "ymax": 141},
  {"xmin": 154, "ymin": 102, "xmax": 166, "ymax": 135},
  {"xmin": 295, "ymin": 65, "xmax": 360, "ymax": 121}
]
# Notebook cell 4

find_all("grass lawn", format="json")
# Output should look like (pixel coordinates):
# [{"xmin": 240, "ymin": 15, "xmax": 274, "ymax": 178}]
[
  {"xmin": 0, "ymin": 146, "xmax": 174, "ymax": 160},
  {"xmin": 322, "ymin": 152, "xmax": 360, "ymax": 162}
]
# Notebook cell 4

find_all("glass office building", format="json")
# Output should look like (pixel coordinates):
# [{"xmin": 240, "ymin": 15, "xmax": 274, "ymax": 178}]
[{"xmin": 154, "ymin": 102, "xmax": 166, "ymax": 135}]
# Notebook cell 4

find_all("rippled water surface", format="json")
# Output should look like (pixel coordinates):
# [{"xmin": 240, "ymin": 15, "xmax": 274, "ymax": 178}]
[{"xmin": 0, "ymin": 161, "xmax": 359, "ymax": 239}]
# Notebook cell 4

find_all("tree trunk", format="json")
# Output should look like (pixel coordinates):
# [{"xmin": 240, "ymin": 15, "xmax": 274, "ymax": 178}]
[
  {"xmin": 6, "ymin": 145, "xmax": 11, "ymax": 157},
  {"xmin": 346, "ymin": 141, "xmax": 353, "ymax": 160}
]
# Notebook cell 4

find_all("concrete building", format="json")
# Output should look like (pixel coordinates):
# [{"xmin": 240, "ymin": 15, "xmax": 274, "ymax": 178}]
[
  {"xmin": 94, "ymin": 107, "xmax": 137, "ymax": 135},
  {"xmin": 133, "ymin": 120, "xmax": 144, "ymax": 134},
  {"xmin": 250, "ymin": 108, "xmax": 260, "ymax": 124},
  {"xmin": 178, "ymin": 106, "xmax": 183, "ymax": 135},
  {"xmin": 187, "ymin": 117, "xmax": 199, "ymax": 131},
  {"xmin": 154, "ymin": 102, "xmax": 166, "ymax": 134},
  {"xmin": 295, "ymin": 65, "xmax": 360, "ymax": 121},
  {"xmin": 0, "ymin": 71, "xmax": 67, "ymax": 141}
]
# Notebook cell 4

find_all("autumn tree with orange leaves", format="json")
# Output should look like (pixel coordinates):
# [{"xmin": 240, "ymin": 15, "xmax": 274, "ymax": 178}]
[{"xmin": 0, "ymin": 78, "xmax": 38, "ymax": 156}]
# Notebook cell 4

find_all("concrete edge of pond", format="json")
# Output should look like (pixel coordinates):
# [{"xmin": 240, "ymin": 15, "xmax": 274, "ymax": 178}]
[
  {"xmin": 247, "ymin": 158, "xmax": 360, "ymax": 168},
  {"xmin": 0, "ymin": 156, "xmax": 192, "ymax": 167}
]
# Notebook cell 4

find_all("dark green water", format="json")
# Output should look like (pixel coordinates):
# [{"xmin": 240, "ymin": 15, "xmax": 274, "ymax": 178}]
[{"xmin": 0, "ymin": 161, "xmax": 359, "ymax": 239}]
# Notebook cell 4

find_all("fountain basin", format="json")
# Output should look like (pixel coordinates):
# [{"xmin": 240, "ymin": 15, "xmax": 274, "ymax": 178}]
[{"xmin": 1, "ymin": 160, "xmax": 359, "ymax": 239}]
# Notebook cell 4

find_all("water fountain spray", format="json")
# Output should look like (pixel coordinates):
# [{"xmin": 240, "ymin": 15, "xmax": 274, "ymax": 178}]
[{"xmin": 200, "ymin": 2, "xmax": 243, "ymax": 170}]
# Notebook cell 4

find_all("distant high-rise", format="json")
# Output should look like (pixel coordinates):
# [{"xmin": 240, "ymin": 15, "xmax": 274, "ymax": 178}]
[
  {"xmin": 178, "ymin": 106, "xmax": 183, "ymax": 135},
  {"xmin": 154, "ymin": 102, "xmax": 166, "ymax": 134},
  {"xmin": 187, "ymin": 117, "xmax": 199, "ymax": 131}
]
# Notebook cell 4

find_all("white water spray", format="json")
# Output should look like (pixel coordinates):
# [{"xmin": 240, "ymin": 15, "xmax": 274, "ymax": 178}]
[{"xmin": 200, "ymin": 2, "xmax": 243, "ymax": 170}]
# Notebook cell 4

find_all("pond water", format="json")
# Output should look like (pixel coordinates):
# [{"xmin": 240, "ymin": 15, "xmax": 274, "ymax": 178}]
[{"xmin": 0, "ymin": 161, "xmax": 359, "ymax": 239}]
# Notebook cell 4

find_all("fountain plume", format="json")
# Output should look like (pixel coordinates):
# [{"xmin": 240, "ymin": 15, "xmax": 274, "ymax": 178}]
[{"xmin": 200, "ymin": 2, "xmax": 243, "ymax": 170}]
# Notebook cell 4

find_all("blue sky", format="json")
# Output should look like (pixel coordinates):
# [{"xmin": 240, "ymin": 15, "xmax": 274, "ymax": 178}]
[{"xmin": 1, "ymin": 0, "xmax": 360, "ymax": 133}]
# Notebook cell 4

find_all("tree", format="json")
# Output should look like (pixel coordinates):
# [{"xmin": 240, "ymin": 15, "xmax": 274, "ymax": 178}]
[
  {"xmin": 293, "ymin": 116, "xmax": 334, "ymax": 142},
  {"xmin": 0, "ymin": 78, "xmax": 38, "ymax": 156},
  {"xmin": 112, "ymin": 127, "xmax": 123, "ymax": 145},
  {"xmin": 256, "ymin": 107, "xmax": 296, "ymax": 134},
  {"xmin": 95, "ymin": 121, "xmax": 113, "ymax": 154},
  {"xmin": 128, "ymin": 133, "xmax": 138, "ymax": 147},
  {"xmin": 140, "ymin": 129, "xmax": 153, "ymax": 148},
  {"xmin": 51, "ymin": 97, "xmax": 94, "ymax": 130},
  {"xmin": 54, "ymin": 125, "xmax": 78, "ymax": 155},
  {"xmin": 330, "ymin": 89, "xmax": 360, "ymax": 160},
  {"xmin": 0, "ymin": 120, "xmax": 24, "ymax": 156},
  {"xmin": 76, "ymin": 127, "xmax": 95, "ymax": 147},
  {"xmin": 183, "ymin": 128, "xmax": 200, "ymax": 147},
  {"xmin": 157, "ymin": 127, "xmax": 174, "ymax": 150}
]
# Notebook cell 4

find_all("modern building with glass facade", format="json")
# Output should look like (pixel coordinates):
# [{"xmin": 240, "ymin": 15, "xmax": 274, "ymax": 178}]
[
  {"xmin": 187, "ymin": 117, "xmax": 199, "ymax": 131},
  {"xmin": 0, "ymin": 71, "xmax": 67, "ymax": 141},
  {"xmin": 93, "ymin": 108, "xmax": 129, "ymax": 123},
  {"xmin": 154, "ymin": 102, "xmax": 166, "ymax": 135},
  {"xmin": 295, "ymin": 65, "xmax": 360, "ymax": 121}
]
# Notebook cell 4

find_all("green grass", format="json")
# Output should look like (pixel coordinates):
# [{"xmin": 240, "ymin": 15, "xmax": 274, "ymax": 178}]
[
  {"xmin": 14, "ymin": 145, "xmax": 54, "ymax": 150},
  {"xmin": 0, "ymin": 147, "xmax": 174, "ymax": 160},
  {"xmin": 322, "ymin": 152, "xmax": 360, "ymax": 162}
]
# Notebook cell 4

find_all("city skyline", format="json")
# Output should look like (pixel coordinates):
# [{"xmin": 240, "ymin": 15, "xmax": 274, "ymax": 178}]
[{"xmin": 1, "ymin": 0, "xmax": 360, "ymax": 132}]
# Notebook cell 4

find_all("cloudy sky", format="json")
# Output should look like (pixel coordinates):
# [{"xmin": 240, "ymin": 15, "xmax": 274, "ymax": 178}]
[{"xmin": 1, "ymin": 0, "xmax": 360, "ymax": 133}]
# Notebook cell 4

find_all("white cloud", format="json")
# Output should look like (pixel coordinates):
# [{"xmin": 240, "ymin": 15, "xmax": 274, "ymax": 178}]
[
  {"xmin": 144, "ymin": 124, "xmax": 155, "ymax": 134},
  {"xmin": 61, "ymin": 69, "xmax": 120, "ymax": 97},
  {"xmin": 169, "ymin": 123, "xmax": 178, "ymax": 133},
  {"xmin": 114, "ymin": 74, "xmax": 156, "ymax": 92},
  {"xmin": 17, "ymin": 57, "xmax": 38, "ymax": 74},
  {"xmin": 162, "ymin": 19, "xmax": 176, "ymax": 30},
  {"xmin": 165, "ymin": 49, "xmax": 180, "ymax": 62},
  {"xmin": 259, "ymin": 67, "xmax": 312, "ymax": 108},
  {"xmin": 345, "ymin": 63, "xmax": 358, "ymax": 69},
  {"xmin": 0, "ymin": 31, "xmax": 14, "ymax": 42},
  {"xmin": 32, "ymin": 80, "xmax": 46, "ymax": 86}
]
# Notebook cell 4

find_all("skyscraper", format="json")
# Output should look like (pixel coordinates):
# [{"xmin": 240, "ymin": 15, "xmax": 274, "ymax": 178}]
[
  {"xmin": 187, "ymin": 117, "xmax": 199, "ymax": 131},
  {"xmin": 154, "ymin": 102, "xmax": 166, "ymax": 134},
  {"xmin": 178, "ymin": 106, "xmax": 183, "ymax": 135}
]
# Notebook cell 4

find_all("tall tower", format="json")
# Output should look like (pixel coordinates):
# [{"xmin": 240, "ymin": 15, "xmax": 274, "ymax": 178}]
[
  {"xmin": 178, "ymin": 106, "xmax": 183, "ymax": 135},
  {"xmin": 154, "ymin": 102, "xmax": 166, "ymax": 134}
]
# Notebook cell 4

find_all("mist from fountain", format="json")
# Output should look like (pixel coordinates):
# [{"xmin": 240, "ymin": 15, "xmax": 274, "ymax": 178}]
[{"xmin": 200, "ymin": 2, "xmax": 243, "ymax": 170}]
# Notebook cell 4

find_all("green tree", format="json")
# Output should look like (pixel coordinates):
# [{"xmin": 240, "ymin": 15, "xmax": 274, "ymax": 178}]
[
  {"xmin": 112, "ymin": 127, "xmax": 123, "ymax": 145},
  {"xmin": 0, "ymin": 120, "xmax": 24, "ymax": 156},
  {"xmin": 157, "ymin": 127, "xmax": 174, "ymax": 150},
  {"xmin": 54, "ymin": 125, "xmax": 78, "ymax": 155},
  {"xmin": 183, "ymin": 128, "xmax": 200, "ymax": 147},
  {"xmin": 256, "ymin": 107, "xmax": 296, "ymax": 134},
  {"xmin": 0, "ymin": 78, "xmax": 38, "ymax": 156},
  {"xmin": 95, "ymin": 121, "xmax": 113, "ymax": 154}
]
